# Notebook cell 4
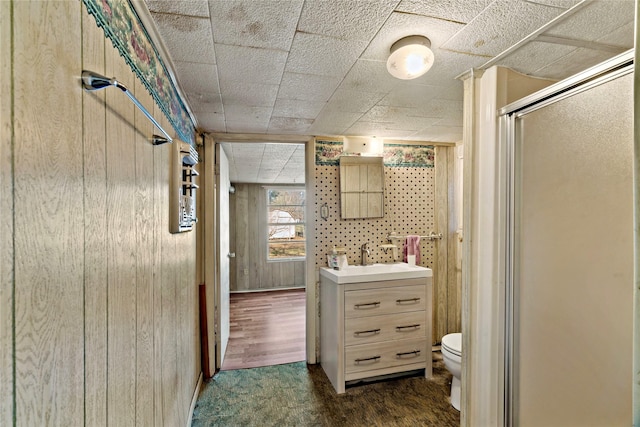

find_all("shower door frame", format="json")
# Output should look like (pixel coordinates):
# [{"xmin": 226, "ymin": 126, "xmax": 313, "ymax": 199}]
[{"xmin": 499, "ymin": 50, "xmax": 635, "ymax": 426}]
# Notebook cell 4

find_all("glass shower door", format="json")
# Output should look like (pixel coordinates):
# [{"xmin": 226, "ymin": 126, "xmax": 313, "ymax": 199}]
[{"xmin": 510, "ymin": 70, "xmax": 633, "ymax": 426}]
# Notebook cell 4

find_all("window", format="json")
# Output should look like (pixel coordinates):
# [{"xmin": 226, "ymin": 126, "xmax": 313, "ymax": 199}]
[{"xmin": 267, "ymin": 188, "xmax": 305, "ymax": 260}]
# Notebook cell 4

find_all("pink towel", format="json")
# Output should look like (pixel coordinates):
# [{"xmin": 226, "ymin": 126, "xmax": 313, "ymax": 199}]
[{"xmin": 403, "ymin": 235, "xmax": 421, "ymax": 264}]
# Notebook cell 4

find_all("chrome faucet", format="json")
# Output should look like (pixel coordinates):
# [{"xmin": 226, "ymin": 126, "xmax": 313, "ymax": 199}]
[{"xmin": 361, "ymin": 243, "xmax": 371, "ymax": 266}]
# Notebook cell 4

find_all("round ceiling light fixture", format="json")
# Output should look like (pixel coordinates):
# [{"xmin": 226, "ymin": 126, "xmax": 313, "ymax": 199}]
[{"xmin": 386, "ymin": 35, "xmax": 434, "ymax": 80}]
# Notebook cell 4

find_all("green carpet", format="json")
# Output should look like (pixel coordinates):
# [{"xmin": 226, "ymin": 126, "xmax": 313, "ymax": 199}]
[{"xmin": 192, "ymin": 353, "xmax": 460, "ymax": 427}]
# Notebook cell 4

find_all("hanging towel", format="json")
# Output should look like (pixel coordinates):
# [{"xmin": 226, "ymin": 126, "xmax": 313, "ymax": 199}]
[{"xmin": 403, "ymin": 235, "xmax": 421, "ymax": 264}]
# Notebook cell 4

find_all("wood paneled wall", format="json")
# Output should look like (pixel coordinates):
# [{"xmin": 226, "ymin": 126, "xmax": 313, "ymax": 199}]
[
  {"xmin": 230, "ymin": 183, "xmax": 305, "ymax": 292},
  {"xmin": 434, "ymin": 146, "xmax": 462, "ymax": 342},
  {"xmin": 1, "ymin": 2, "xmax": 200, "ymax": 425}
]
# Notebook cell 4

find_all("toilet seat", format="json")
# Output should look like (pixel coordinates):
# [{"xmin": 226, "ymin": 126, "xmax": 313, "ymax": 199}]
[{"xmin": 442, "ymin": 333, "xmax": 462, "ymax": 357}]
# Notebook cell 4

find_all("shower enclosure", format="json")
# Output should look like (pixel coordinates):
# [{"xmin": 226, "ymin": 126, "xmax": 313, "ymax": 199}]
[{"xmin": 502, "ymin": 52, "xmax": 634, "ymax": 426}]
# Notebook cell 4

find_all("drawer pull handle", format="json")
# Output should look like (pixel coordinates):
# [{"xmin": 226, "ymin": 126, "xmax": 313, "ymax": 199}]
[
  {"xmin": 396, "ymin": 297, "xmax": 420, "ymax": 305},
  {"xmin": 396, "ymin": 324, "xmax": 421, "ymax": 331},
  {"xmin": 354, "ymin": 355, "xmax": 381, "ymax": 364},
  {"xmin": 396, "ymin": 350, "xmax": 421, "ymax": 359},
  {"xmin": 354, "ymin": 301, "xmax": 380, "ymax": 309},
  {"xmin": 354, "ymin": 328, "xmax": 381, "ymax": 336}
]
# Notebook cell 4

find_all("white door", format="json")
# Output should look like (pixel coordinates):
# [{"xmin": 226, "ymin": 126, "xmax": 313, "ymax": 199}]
[
  {"xmin": 508, "ymin": 67, "xmax": 633, "ymax": 425},
  {"xmin": 215, "ymin": 143, "xmax": 230, "ymax": 368}
]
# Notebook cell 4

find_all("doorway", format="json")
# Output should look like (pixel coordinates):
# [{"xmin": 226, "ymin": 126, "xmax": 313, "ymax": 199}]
[{"xmin": 213, "ymin": 140, "xmax": 309, "ymax": 371}]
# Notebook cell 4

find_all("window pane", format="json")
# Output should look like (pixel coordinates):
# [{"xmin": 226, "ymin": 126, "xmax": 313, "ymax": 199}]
[
  {"xmin": 268, "ymin": 224, "xmax": 305, "ymax": 240},
  {"xmin": 268, "ymin": 207, "xmax": 304, "ymax": 223},
  {"xmin": 268, "ymin": 242, "xmax": 306, "ymax": 259},
  {"xmin": 267, "ymin": 187, "xmax": 305, "ymax": 260},
  {"xmin": 268, "ymin": 189, "xmax": 305, "ymax": 206}
]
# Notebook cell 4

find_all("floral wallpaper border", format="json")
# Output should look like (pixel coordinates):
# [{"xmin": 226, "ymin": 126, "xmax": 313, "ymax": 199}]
[
  {"xmin": 83, "ymin": 0, "xmax": 195, "ymax": 145},
  {"xmin": 315, "ymin": 140, "xmax": 435, "ymax": 168}
]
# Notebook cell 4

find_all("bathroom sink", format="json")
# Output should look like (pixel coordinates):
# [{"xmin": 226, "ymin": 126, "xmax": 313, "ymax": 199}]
[{"xmin": 320, "ymin": 263, "xmax": 432, "ymax": 284}]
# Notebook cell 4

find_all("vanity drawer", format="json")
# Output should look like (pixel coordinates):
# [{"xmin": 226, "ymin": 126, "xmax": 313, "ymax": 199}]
[
  {"xmin": 344, "ymin": 338, "xmax": 427, "ymax": 374},
  {"xmin": 344, "ymin": 285, "xmax": 426, "ymax": 318},
  {"xmin": 344, "ymin": 311, "xmax": 426, "ymax": 346}
]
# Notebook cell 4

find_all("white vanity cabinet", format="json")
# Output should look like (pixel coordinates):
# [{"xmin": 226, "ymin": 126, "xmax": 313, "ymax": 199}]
[{"xmin": 320, "ymin": 269, "xmax": 433, "ymax": 394}]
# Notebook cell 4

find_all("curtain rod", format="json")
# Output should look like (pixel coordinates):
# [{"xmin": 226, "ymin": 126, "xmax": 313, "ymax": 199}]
[{"xmin": 81, "ymin": 70, "xmax": 173, "ymax": 145}]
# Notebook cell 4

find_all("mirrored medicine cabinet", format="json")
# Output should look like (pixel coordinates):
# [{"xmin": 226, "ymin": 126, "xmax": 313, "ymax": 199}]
[{"xmin": 339, "ymin": 156, "xmax": 384, "ymax": 219}]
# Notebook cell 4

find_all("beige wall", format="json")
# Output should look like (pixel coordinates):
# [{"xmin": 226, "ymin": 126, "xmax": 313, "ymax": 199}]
[
  {"xmin": 230, "ymin": 183, "xmax": 305, "ymax": 292},
  {"xmin": 0, "ymin": 2, "xmax": 200, "ymax": 425}
]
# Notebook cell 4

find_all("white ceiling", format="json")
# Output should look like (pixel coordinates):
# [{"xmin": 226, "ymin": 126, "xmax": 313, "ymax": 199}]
[{"xmin": 143, "ymin": 0, "xmax": 634, "ymax": 183}]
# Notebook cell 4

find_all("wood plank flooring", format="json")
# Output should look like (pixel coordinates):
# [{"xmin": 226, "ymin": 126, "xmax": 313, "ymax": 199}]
[{"xmin": 221, "ymin": 289, "xmax": 306, "ymax": 371}]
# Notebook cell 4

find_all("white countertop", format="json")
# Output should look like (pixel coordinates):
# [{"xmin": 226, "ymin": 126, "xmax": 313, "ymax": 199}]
[{"xmin": 319, "ymin": 263, "xmax": 432, "ymax": 284}]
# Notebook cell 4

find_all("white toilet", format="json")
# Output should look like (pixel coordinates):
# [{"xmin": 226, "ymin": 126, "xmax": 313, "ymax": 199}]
[{"xmin": 441, "ymin": 333, "xmax": 462, "ymax": 411}]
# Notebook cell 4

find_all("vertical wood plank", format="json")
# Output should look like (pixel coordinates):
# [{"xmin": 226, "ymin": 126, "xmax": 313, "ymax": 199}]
[
  {"xmin": 13, "ymin": 1, "xmax": 84, "ymax": 424},
  {"xmin": 249, "ymin": 184, "xmax": 261, "ymax": 285},
  {"xmin": 152, "ymin": 110, "xmax": 165, "ymax": 426},
  {"xmin": 82, "ymin": 7, "xmax": 108, "ymax": 427},
  {"xmin": 0, "ymin": 1, "xmax": 13, "ymax": 425},
  {"xmin": 156, "ymin": 109, "xmax": 179, "ymax": 426},
  {"xmin": 235, "ymin": 184, "xmax": 249, "ymax": 291},
  {"xmin": 105, "ymin": 44, "xmax": 137, "ymax": 426},
  {"xmin": 434, "ymin": 146, "xmax": 449, "ymax": 343},
  {"xmin": 447, "ymin": 147, "xmax": 461, "ymax": 333},
  {"xmin": 133, "ymin": 78, "xmax": 154, "ymax": 426}
]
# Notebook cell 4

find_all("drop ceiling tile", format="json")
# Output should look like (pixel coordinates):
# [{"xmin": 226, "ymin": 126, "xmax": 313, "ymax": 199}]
[
  {"xmin": 278, "ymin": 72, "xmax": 342, "ymax": 102},
  {"xmin": 224, "ymin": 104, "xmax": 272, "ymax": 124},
  {"xmin": 272, "ymin": 99, "xmax": 326, "ymax": 119},
  {"xmin": 220, "ymin": 81, "xmax": 278, "ymax": 107},
  {"xmin": 416, "ymin": 125, "xmax": 463, "ymax": 142},
  {"xmin": 174, "ymin": 61, "xmax": 220, "ymax": 94},
  {"xmin": 596, "ymin": 20, "xmax": 635, "ymax": 48},
  {"xmin": 146, "ymin": 0, "xmax": 210, "ymax": 17},
  {"xmin": 196, "ymin": 112, "xmax": 226, "ymax": 132},
  {"xmin": 187, "ymin": 92, "xmax": 223, "ymax": 113},
  {"xmin": 339, "ymin": 60, "xmax": 400, "ymax": 93},
  {"xmin": 209, "ymin": 0, "xmax": 302, "ymax": 50},
  {"xmin": 527, "ymin": 0, "xmax": 581, "ymax": 7},
  {"xmin": 307, "ymin": 111, "xmax": 362, "ymax": 135},
  {"xmin": 360, "ymin": 12, "xmax": 466, "ymax": 62},
  {"xmin": 495, "ymin": 40, "xmax": 577, "ymax": 76},
  {"xmin": 285, "ymin": 32, "xmax": 369, "ymax": 78},
  {"xmin": 345, "ymin": 121, "xmax": 418, "ymax": 138},
  {"xmin": 325, "ymin": 90, "xmax": 387, "ymax": 114},
  {"xmin": 433, "ymin": 114, "xmax": 464, "ymax": 127},
  {"xmin": 377, "ymin": 84, "xmax": 445, "ymax": 109},
  {"xmin": 414, "ymin": 49, "xmax": 488, "ymax": 84},
  {"xmin": 149, "ymin": 12, "xmax": 215, "ymax": 63},
  {"xmin": 431, "ymin": 82, "xmax": 464, "ymax": 102},
  {"xmin": 396, "ymin": 0, "xmax": 494, "ymax": 24},
  {"xmin": 413, "ymin": 99, "xmax": 463, "ymax": 119},
  {"xmin": 216, "ymin": 44, "xmax": 287, "ymax": 85},
  {"xmin": 532, "ymin": 47, "xmax": 617, "ymax": 80},
  {"xmin": 226, "ymin": 120, "xmax": 268, "ymax": 134},
  {"xmin": 297, "ymin": 0, "xmax": 396, "ymax": 41},
  {"xmin": 360, "ymin": 106, "xmax": 442, "ymax": 130},
  {"xmin": 544, "ymin": 0, "xmax": 635, "ymax": 46},
  {"xmin": 441, "ymin": 0, "xmax": 568, "ymax": 57},
  {"xmin": 268, "ymin": 117, "xmax": 314, "ymax": 134}
]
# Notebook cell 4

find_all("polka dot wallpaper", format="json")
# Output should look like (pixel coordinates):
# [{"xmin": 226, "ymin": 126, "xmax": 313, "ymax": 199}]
[{"xmin": 314, "ymin": 164, "xmax": 436, "ymax": 269}]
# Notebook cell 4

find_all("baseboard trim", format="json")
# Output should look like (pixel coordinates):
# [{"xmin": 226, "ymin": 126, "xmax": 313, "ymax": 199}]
[
  {"xmin": 230, "ymin": 286, "xmax": 305, "ymax": 294},
  {"xmin": 187, "ymin": 372, "xmax": 204, "ymax": 427}
]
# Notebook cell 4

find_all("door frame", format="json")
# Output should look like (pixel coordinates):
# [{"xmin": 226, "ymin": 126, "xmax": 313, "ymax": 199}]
[{"xmin": 202, "ymin": 134, "xmax": 316, "ymax": 371}]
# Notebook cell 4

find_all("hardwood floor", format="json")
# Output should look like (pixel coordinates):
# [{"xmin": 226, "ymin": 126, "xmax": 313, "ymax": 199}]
[{"xmin": 221, "ymin": 288, "xmax": 306, "ymax": 371}]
